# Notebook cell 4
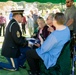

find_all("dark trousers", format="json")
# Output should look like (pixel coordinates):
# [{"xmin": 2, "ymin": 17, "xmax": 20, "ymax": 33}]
[
  {"xmin": 0, "ymin": 24, "xmax": 5, "ymax": 36},
  {"xmin": 70, "ymin": 30, "xmax": 73, "ymax": 38},
  {"xmin": 0, "ymin": 57, "xmax": 19, "ymax": 71},
  {"xmin": 26, "ymin": 49, "xmax": 41, "ymax": 74},
  {"xmin": 18, "ymin": 46, "xmax": 31, "ymax": 66},
  {"xmin": 22, "ymin": 24, "xmax": 26, "ymax": 34},
  {"xmin": 0, "ymin": 47, "xmax": 31, "ymax": 71},
  {"xmin": 70, "ymin": 30, "xmax": 73, "ymax": 58}
]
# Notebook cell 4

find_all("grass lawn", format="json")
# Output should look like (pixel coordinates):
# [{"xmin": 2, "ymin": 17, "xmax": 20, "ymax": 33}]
[
  {"xmin": 0, "ymin": 50, "xmax": 30, "ymax": 75},
  {"xmin": 0, "ymin": 68, "xmax": 29, "ymax": 75},
  {"xmin": 0, "ymin": 36, "xmax": 30, "ymax": 75}
]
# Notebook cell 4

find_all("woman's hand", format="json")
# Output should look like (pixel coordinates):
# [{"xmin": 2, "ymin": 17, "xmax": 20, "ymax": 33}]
[
  {"xmin": 34, "ymin": 43, "xmax": 40, "ymax": 47},
  {"xmin": 48, "ymin": 27, "xmax": 54, "ymax": 32}
]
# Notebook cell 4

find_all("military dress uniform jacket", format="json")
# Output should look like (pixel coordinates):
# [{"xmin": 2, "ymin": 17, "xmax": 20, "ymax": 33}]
[{"xmin": 1, "ymin": 19, "xmax": 28, "ymax": 58}]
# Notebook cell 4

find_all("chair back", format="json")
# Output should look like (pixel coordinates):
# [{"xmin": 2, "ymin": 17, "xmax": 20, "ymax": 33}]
[
  {"xmin": 40, "ymin": 39, "xmax": 71, "ymax": 75},
  {"xmin": 56, "ymin": 40, "xmax": 71, "ymax": 75}
]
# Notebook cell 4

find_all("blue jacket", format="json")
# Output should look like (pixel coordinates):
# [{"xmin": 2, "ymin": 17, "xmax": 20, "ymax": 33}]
[{"xmin": 36, "ymin": 26, "xmax": 70, "ymax": 69}]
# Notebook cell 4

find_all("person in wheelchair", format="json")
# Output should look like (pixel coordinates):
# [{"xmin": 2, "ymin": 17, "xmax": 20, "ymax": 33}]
[{"xmin": 26, "ymin": 13, "xmax": 70, "ymax": 75}]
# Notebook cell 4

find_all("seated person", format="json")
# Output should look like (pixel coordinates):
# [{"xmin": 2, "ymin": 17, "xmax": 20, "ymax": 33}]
[
  {"xmin": 46, "ymin": 13, "xmax": 56, "ymax": 32},
  {"xmin": 26, "ymin": 13, "xmax": 70, "ymax": 75},
  {"xmin": 31, "ymin": 16, "xmax": 50, "ymax": 49},
  {"xmin": 32, "ymin": 15, "xmax": 56, "ymax": 49}
]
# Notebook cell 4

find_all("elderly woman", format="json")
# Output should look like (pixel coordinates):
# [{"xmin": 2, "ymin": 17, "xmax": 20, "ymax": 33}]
[
  {"xmin": 26, "ymin": 13, "xmax": 70, "ymax": 75},
  {"xmin": 46, "ymin": 13, "xmax": 56, "ymax": 33}
]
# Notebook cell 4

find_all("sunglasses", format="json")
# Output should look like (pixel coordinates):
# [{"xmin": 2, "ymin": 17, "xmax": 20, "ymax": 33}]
[
  {"xmin": 46, "ymin": 18, "xmax": 50, "ymax": 20},
  {"xmin": 47, "ymin": 18, "xmax": 53, "ymax": 20},
  {"xmin": 66, "ymin": 1, "xmax": 72, "ymax": 3}
]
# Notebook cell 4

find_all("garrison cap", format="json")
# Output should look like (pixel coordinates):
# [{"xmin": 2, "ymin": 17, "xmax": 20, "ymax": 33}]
[{"xmin": 11, "ymin": 10, "xmax": 24, "ymax": 17}]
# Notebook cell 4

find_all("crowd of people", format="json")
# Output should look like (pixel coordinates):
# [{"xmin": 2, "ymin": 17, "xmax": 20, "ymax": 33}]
[{"xmin": 0, "ymin": 0, "xmax": 76, "ymax": 75}]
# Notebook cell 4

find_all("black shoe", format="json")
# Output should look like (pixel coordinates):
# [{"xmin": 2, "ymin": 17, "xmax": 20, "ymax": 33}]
[
  {"xmin": 29, "ymin": 72, "xmax": 33, "ymax": 75},
  {"xmin": 19, "ymin": 65, "xmax": 26, "ymax": 69},
  {"xmin": 0, "ymin": 67, "xmax": 2, "ymax": 70},
  {"xmin": 29, "ymin": 72, "xmax": 40, "ymax": 75},
  {"xmin": 28, "ymin": 70, "xmax": 36, "ymax": 75},
  {"xmin": 29, "ymin": 72, "xmax": 38, "ymax": 75}
]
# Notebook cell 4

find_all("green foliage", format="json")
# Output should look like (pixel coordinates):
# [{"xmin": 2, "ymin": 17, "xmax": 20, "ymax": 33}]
[{"xmin": 37, "ymin": 2, "xmax": 54, "ymax": 11}]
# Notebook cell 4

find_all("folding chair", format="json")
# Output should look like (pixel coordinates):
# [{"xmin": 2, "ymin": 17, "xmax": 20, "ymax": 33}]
[
  {"xmin": 72, "ymin": 33, "xmax": 76, "ymax": 75},
  {"xmin": 40, "ymin": 40, "xmax": 71, "ymax": 75}
]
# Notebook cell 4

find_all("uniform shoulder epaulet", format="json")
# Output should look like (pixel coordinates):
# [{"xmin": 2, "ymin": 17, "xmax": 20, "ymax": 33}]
[{"xmin": 9, "ymin": 22, "xmax": 15, "ymax": 32}]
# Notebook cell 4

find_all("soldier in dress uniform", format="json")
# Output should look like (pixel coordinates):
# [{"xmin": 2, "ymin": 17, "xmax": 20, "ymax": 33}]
[{"xmin": 0, "ymin": 10, "xmax": 29, "ymax": 71}]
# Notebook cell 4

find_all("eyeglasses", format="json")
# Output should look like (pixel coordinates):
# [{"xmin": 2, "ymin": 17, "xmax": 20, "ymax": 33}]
[
  {"xmin": 47, "ymin": 18, "xmax": 53, "ymax": 20},
  {"xmin": 66, "ymin": 1, "xmax": 71, "ymax": 3},
  {"xmin": 46, "ymin": 18, "xmax": 49, "ymax": 20}
]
